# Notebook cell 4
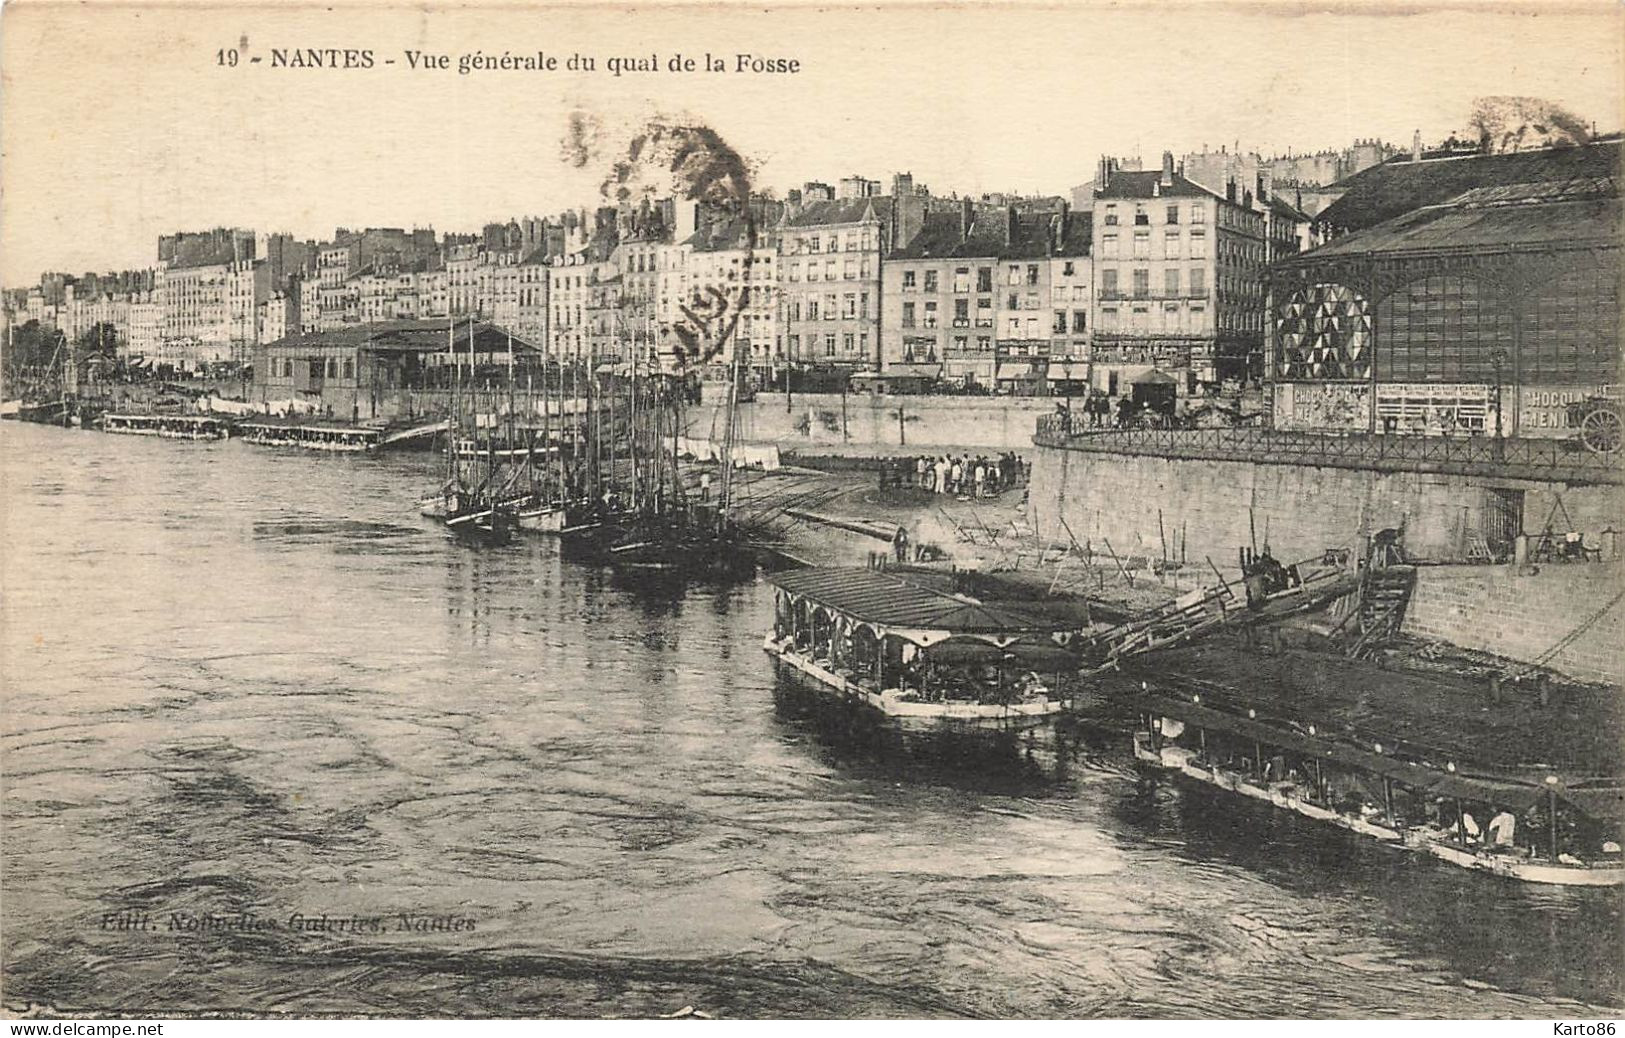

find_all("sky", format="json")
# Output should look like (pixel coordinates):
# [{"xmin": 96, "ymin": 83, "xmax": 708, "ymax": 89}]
[{"xmin": 1, "ymin": 0, "xmax": 1621, "ymax": 286}]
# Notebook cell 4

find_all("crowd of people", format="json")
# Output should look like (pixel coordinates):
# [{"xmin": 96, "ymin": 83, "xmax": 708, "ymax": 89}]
[{"xmin": 878, "ymin": 452, "xmax": 1027, "ymax": 497}]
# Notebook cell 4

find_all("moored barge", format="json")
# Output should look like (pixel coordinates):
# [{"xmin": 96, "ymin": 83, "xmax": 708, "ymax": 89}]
[
  {"xmin": 763, "ymin": 567, "xmax": 1086, "ymax": 729},
  {"xmin": 99, "ymin": 413, "xmax": 231, "ymax": 440},
  {"xmin": 1110, "ymin": 644, "xmax": 1624, "ymax": 885}
]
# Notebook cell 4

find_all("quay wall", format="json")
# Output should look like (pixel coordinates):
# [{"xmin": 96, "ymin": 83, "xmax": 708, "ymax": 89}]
[
  {"xmin": 684, "ymin": 392, "xmax": 1049, "ymax": 451},
  {"xmin": 1030, "ymin": 442, "xmax": 1623, "ymax": 681},
  {"xmin": 281, "ymin": 386, "xmax": 1049, "ymax": 451},
  {"xmin": 1403, "ymin": 562, "xmax": 1624, "ymax": 686}
]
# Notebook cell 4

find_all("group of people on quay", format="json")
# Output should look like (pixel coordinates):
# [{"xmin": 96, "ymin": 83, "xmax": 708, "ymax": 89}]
[{"xmin": 878, "ymin": 452, "xmax": 1027, "ymax": 497}]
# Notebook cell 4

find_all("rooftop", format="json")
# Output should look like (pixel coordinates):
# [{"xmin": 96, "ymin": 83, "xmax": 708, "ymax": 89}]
[
  {"xmin": 782, "ymin": 197, "xmax": 888, "ymax": 230},
  {"xmin": 1314, "ymin": 141, "xmax": 1623, "ymax": 233},
  {"xmin": 767, "ymin": 566, "xmax": 1062, "ymax": 633},
  {"xmin": 1096, "ymin": 170, "xmax": 1225, "ymax": 202}
]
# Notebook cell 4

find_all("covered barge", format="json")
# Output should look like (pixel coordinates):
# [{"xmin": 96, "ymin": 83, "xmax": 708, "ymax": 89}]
[
  {"xmin": 764, "ymin": 567, "xmax": 1087, "ymax": 729},
  {"xmin": 1105, "ymin": 644, "xmax": 1624, "ymax": 885}
]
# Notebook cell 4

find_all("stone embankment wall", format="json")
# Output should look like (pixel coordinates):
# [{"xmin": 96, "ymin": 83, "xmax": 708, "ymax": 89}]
[
  {"xmin": 1030, "ymin": 442, "xmax": 1623, "ymax": 683},
  {"xmin": 1404, "ymin": 562, "xmax": 1623, "ymax": 686},
  {"xmin": 685, "ymin": 392, "xmax": 1050, "ymax": 450}
]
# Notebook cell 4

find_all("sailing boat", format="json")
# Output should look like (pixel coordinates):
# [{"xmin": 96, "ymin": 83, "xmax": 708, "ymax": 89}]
[
  {"xmin": 600, "ymin": 284, "xmax": 758, "ymax": 580},
  {"xmin": 426, "ymin": 316, "xmax": 517, "ymax": 546}
]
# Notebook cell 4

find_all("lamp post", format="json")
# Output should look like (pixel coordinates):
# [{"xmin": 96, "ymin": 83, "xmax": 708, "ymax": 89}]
[{"xmin": 1490, "ymin": 347, "xmax": 1508, "ymax": 461}]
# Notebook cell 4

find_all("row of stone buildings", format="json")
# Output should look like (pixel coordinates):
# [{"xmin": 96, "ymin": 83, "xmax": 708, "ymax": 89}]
[{"xmin": 20, "ymin": 131, "xmax": 1606, "ymax": 405}]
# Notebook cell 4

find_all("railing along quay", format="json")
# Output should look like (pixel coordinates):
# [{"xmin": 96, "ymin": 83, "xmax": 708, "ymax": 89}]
[{"xmin": 1033, "ymin": 416, "xmax": 1623, "ymax": 485}]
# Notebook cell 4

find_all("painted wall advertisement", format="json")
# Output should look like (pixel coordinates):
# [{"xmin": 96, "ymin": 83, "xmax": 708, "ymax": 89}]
[
  {"xmin": 1515, "ymin": 385, "xmax": 1616, "ymax": 439},
  {"xmin": 1272, "ymin": 382, "xmax": 1371, "ymax": 432}
]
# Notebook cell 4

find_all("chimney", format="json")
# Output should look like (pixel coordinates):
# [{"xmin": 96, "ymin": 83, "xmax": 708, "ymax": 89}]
[
  {"xmin": 1257, "ymin": 170, "xmax": 1272, "ymax": 203},
  {"xmin": 960, "ymin": 198, "xmax": 974, "ymax": 241},
  {"xmin": 1160, "ymin": 151, "xmax": 1175, "ymax": 187},
  {"xmin": 1097, "ymin": 156, "xmax": 1112, "ymax": 194},
  {"xmin": 891, "ymin": 174, "xmax": 926, "ymax": 253},
  {"xmin": 1411, "ymin": 129, "xmax": 1422, "ymax": 161},
  {"xmin": 1225, "ymin": 178, "xmax": 1237, "ymax": 203},
  {"xmin": 1058, "ymin": 201, "xmax": 1071, "ymax": 245},
  {"xmin": 1004, "ymin": 205, "xmax": 1018, "ymax": 249}
]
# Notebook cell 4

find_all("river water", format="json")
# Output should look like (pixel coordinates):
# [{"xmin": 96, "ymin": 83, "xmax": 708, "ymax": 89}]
[{"xmin": 1, "ymin": 421, "xmax": 1619, "ymax": 1018}]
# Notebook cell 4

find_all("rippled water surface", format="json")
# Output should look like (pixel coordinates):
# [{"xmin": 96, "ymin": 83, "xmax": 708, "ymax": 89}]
[{"xmin": 2, "ymin": 422, "xmax": 1620, "ymax": 1018}]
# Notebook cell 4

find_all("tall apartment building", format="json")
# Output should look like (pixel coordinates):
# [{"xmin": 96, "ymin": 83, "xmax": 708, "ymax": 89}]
[
  {"xmin": 881, "ymin": 201, "xmax": 1090, "ymax": 389},
  {"xmin": 1090, "ymin": 153, "xmax": 1266, "ymax": 387},
  {"xmin": 676, "ymin": 213, "xmax": 779, "ymax": 377},
  {"xmin": 777, "ymin": 174, "xmax": 926, "ymax": 376}
]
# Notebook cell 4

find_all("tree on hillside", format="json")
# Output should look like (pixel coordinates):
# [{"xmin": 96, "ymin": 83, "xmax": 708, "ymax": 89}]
[{"xmin": 1467, "ymin": 96, "xmax": 1591, "ymax": 154}]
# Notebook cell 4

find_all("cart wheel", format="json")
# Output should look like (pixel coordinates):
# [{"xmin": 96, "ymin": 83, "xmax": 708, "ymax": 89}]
[{"xmin": 1580, "ymin": 406, "xmax": 1622, "ymax": 454}]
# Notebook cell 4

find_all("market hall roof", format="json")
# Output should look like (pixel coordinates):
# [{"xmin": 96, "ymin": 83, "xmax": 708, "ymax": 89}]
[
  {"xmin": 767, "ymin": 567, "xmax": 1061, "ymax": 633},
  {"xmin": 1313, "ymin": 140, "xmax": 1622, "ymax": 234},
  {"xmin": 1281, "ymin": 182, "xmax": 1621, "ymax": 264}
]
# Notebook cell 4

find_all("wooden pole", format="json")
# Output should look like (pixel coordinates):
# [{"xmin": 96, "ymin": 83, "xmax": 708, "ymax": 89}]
[
  {"xmin": 1548, "ymin": 788, "xmax": 1559, "ymax": 861},
  {"xmin": 1383, "ymin": 776, "xmax": 1395, "ymax": 827}
]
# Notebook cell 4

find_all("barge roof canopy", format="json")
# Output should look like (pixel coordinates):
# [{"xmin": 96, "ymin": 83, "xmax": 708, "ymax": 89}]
[
  {"xmin": 263, "ymin": 320, "xmax": 543, "ymax": 354},
  {"xmin": 1115, "ymin": 644, "xmax": 1623, "ymax": 781},
  {"xmin": 768, "ymin": 567, "xmax": 1061, "ymax": 633}
]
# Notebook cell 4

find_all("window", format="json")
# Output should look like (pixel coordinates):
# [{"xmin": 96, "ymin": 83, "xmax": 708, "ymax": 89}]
[
  {"xmin": 844, "ymin": 260, "xmax": 857, "ymax": 280},
  {"xmin": 1134, "ymin": 205, "xmax": 1149, "ymax": 226},
  {"xmin": 1163, "ymin": 229, "xmax": 1181, "ymax": 259},
  {"xmin": 809, "ymin": 236, "xmax": 821, "ymax": 253},
  {"xmin": 1026, "ymin": 265, "xmax": 1039, "ymax": 286},
  {"xmin": 806, "ymin": 263, "xmax": 819, "ymax": 283},
  {"xmin": 1006, "ymin": 315, "xmax": 1021, "ymax": 335},
  {"xmin": 1376, "ymin": 276, "xmax": 1511, "ymax": 382},
  {"xmin": 859, "ymin": 332, "xmax": 869, "ymax": 355},
  {"xmin": 1024, "ymin": 292, "xmax": 1039, "ymax": 310},
  {"xmin": 902, "ymin": 270, "xmax": 917, "ymax": 290},
  {"xmin": 1007, "ymin": 265, "xmax": 1022, "ymax": 286},
  {"xmin": 1189, "ymin": 268, "xmax": 1205, "ymax": 295},
  {"xmin": 953, "ymin": 268, "xmax": 971, "ymax": 293},
  {"xmin": 902, "ymin": 302, "xmax": 916, "ymax": 328},
  {"xmin": 824, "ymin": 260, "xmax": 835, "ymax": 281},
  {"xmin": 807, "ymin": 299, "xmax": 819, "ymax": 321},
  {"xmin": 1164, "ymin": 269, "xmax": 1180, "ymax": 295},
  {"xmin": 1166, "ymin": 205, "xmax": 1180, "ymax": 225},
  {"xmin": 824, "ymin": 333, "xmax": 836, "ymax": 356},
  {"xmin": 977, "ymin": 335, "xmax": 992, "ymax": 352},
  {"xmin": 1101, "ymin": 233, "xmax": 1118, "ymax": 258},
  {"xmin": 954, "ymin": 299, "xmax": 969, "ymax": 325},
  {"xmin": 843, "ymin": 332, "xmax": 855, "ymax": 353},
  {"xmin": 1132, "ymin": 269, "xmax": 1150, "ymax": 298},
  {"xmin": 1520, "ymin": 268, "xmax": 1620, "ymax": 383},
  {"xmin": 1053, "ymin": 310, "xmax": 1067, "ymax": 333},
  {"xmin": 342, "ymin": 358, "xmax": 354, "ymax": 379},
  {"xmin": 843, "ymin": 293, "xmax": 857, "ymax": 319},
  {"xmin": 1062, "ymin": 261, "xmax": 1076, "ymax": 276},
  {"xmin": 824, "ymin": 293, "xmax": 837, "ymax": 319},
  {"xmin": 952, "ymin": 335, "xmax": 968, "ymax": 352},
  {"xmin": 1072, "ymin": 311, "xmax": 1086, "ymax": 333},
  {"xmin": 1190, "ymin": 230, "xmax": 1207, "ymax": 259},
  {"xmin": 924, "ymin": 270, "xmax": 939, "ymax": 293},
  {"xmin": 1101, "ymin": 269, "xmax": 1119, "ymax": 296},
  {"xmin": 1007, "ymin": 293, "xmax": 1019, "ymax": 310},
  {"xmin": 860, "ymin": 291, "xmax": 870, "ymax": 316},
  {"xmin": 789, "ymin": 300, "xmax": 802, "ymax": 321},
  {"xmin": 922, "ymin": 301, "xmax": 938, "ymax": 328},
  {"xmin": 1133, "ymin": 230, "xmax": 1150, "ymax": 259},
  {"xmin": 1104, "ymin": 205, "xmax": 1119, "ymax": 226},
  {"xmin": 976, "ymin": 298, "xmax": 993, "ymax": 325},
  {"xmin": 325, "ymin": 358, "xmax": 337, "ymax": 378},
  {"xmin": 1191, "ymin": 205, "xmax": 1205, "ymax": 225},
  {"xmin": 977, "ymin": 267, "xmax": 993, "ymax": 292},
  {"xmin": 1026, "ymin": 317, "xmax": 1038, "ymax": 337}
]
